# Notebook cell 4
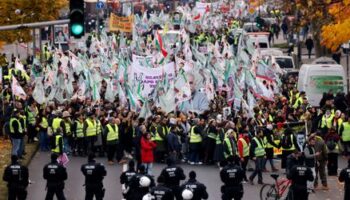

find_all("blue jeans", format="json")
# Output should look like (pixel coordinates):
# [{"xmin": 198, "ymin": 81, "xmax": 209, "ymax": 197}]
[
  {"xmin": 39, "ymin": 131, "xmax": 49, "ymax": 151},
  {"xmin": 250, "ymin": 157, "xmax": 265, "ymax": 183},
  {"xmin": 142, "ymin": 163, "xmax": 153, "ymax": 175},
  {"xmin": 63, "ymin": 137, "xmax": 71, "ymax": 154},
  {"xmin": 189, "ymin": 143, "xmax": 200, "ymax": 163},
  {"xmin": 11, "ymin": 138, "xmax": 24, "ymax": 157}
]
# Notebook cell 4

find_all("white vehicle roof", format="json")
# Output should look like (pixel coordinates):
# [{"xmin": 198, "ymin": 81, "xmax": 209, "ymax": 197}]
[
  {"xmin": 311, "ymin": 57, "xmax": 337, "ymax": 64},
  {"xmin": 260, "ymin": 49, "xmax": 284, "ymax": 56}
]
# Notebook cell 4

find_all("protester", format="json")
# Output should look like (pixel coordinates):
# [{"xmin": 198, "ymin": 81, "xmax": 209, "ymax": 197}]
[
  {"xmin": 303, "ymin": 135, "xmax": 318, "ymax": 192},
  {"xmin": 141, "ymin": 131, "xmax": 157, "ymax": 175},
  {"xmin": 249, "ymin": 129, "xmax": 265, "ymax": 185},
  {"xmin": 324, "ymin": 128, "xmax": 340, "ymax": 176}
]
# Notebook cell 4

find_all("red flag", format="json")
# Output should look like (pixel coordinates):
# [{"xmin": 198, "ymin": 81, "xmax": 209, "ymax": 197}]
[
  {"xmin": 205, "ymin": 5, "xmax": 210, "ymax": 13},
  {"xmin": 193, "ymin": 13, "xmax": 201, "ymax": 21},
  {"xmin": 155, "ymin": 32, "xmax": 168, "ymax": 58}
]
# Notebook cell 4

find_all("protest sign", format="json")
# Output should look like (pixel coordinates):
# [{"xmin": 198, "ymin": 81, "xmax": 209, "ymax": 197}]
[
  {"xmin": 129, "ymin": 61, "xmax": 175, "ymax": 97},
  {"xmin": 109, "ymin": 14, "xmax": 134, "ymax": 33}
]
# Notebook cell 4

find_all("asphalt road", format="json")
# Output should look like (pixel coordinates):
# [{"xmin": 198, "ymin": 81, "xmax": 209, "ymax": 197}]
[{"xmin": 26, "ymin": 151, "xmax": 347, "ymax": 200}]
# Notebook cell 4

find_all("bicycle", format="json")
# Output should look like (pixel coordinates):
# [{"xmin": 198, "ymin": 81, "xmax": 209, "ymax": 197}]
[{"xmin": 260, "ymin": 174, "xmax": 292, "ymax": 200}]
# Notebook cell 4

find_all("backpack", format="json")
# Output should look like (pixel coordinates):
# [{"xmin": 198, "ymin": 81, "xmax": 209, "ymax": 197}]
[{"xmin": 326, "ymin": 139, "xmax": 336, "ymax": 151}]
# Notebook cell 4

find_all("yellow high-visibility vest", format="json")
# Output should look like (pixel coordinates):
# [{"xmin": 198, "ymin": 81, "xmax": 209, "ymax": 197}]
[
  {"xmin": 85, "ymin": 118, "xmax": 97, "ymax": 137},
  {"xmin": 52, "ymin": 135, "xmax": 62, "ymax": 153},
  {"xmin": 10, "ymin": 118, "xmax": 23, "ymax": 134},
  {"xmin": 52, "ymin": 118, "xmax": 63, "ymax": 133},
  {"xmin": 238, "ymin": 137, "xmax": 249, "ymax": 158},
  {"xmin": 253, "ymin": 137, "xmax": 266, "ymax": 157},
  {"xmin": 342, "ymin": 122, "xmax": 350, "ymax": 142},
  {"xmin": 190, "ymin": 126, "xmax": 202, "ymax": 143},
  {"xmin": 75, "ymin": 120, "xmax": 84, "ymax": 138},
  {"xmin": 106, "ymin": 124, "xmax": 119, "ymax": 141}
]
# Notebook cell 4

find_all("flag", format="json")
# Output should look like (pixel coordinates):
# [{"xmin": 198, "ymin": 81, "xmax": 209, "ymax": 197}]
[
  {"xmin": 139, "ymin": 100, "xmax": 152, "ymax": 119},
  {"xmin": 193, "ymin": 13, "xmax": 201, "ymax": 21},
  {"xmin": 15, "ymin": 58, "xmax": 25, "ymax": 71},
  {"xmin": 205, "ymin": 5, "xmax": 210, "ymax": 13},
  {"xmin": 155, "ymin": 32, "xmax": 168, "ymax": 58},
  {"xmin": 11, "ymin": 77, "xmax": 27, "ymax": 100}
]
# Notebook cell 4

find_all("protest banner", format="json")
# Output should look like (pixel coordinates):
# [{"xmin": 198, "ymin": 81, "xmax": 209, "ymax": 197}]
[
  {"xmin": 129, "ymin": 61, "xmax": 175, "ymax": 97},
  {"xmin": 132, "ymin": 54, "xmax": 153, "ymax": 67},
  {"xmin": 109, "ymin": 13, "xmax": 134, "ymax": 33}
]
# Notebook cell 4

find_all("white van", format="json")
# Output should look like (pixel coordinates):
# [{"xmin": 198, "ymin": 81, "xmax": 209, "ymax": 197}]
[
  {"xmin": 273, "ymin": 56, "xmax": 296, "ymax": 72},
  {"xmin": 297, "ymin": 64, "xmax": 346, "ymax": 107},
  {"xmin": 247, "ymin": 32, "xmax": 270, "ymax": 49},
  {"xmin": 260, "ymin": 49, "xmax": 296, "ymax": 73}
]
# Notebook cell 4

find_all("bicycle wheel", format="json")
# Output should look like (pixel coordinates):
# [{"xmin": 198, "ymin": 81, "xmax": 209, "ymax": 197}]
[{"xmin": 260, "ymin": 184, "xmax": 279, "ymax": 200}]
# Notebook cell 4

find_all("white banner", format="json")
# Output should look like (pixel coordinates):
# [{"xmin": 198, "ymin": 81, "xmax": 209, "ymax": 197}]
[
  {"xmin": 132, "ymin": 54, "xmax": 153, "ymax": 67},
  {"xmin": 129, "ymin": 61, "xmax": 176, "ymax": 97}
]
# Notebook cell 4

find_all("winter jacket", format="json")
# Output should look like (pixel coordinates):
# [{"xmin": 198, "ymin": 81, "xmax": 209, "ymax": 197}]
[{"xmin": 141, "ymin": 136, "xmax": 157, "ymax": 163}]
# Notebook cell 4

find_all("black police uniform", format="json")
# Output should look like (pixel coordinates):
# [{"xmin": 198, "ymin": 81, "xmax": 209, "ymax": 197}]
[
  {"xmin": 220, "ymin": 163, "xmax": 245, "ymax": 200},
  {"xmin": 287, "ymin": 165, "xmax": 314, "ymax": 200},
  {"xmin": 127, "ymin": 173, "xmax": 155, "ymax": 200},
  {"xmin": 3, "ymin": 162, "xmax": 29, "ymax": 200},
  {"xmin": 179, "ymin": 178, "xmax": 208, "ymax": 200},
  {"xmin": 120, "ymin": 169, "xmax": 137, "ymax": 199},
  {"xmin": 159, "ymin": 165, "xmax": 185, "ymax": 199},
  {"xmin": 81, "ymin": 160, "xmax": 107, "ymax": 200},
  {"xmin": 339, "ymin": 165, "xmax": 350, "ymax": 200},
  {"xmin": 150, "ymin": 184, "xmax": 174, "ymax": 200},
  {"xmin": 43, "ymin": 160, "xmax": 68, "ymax": 200}
]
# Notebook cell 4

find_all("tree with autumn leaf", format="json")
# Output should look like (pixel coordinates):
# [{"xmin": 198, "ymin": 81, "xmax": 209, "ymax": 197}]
[
  {"xmin": 0, "ymin": 0, "xmax": 68, "ymax": 49},
  {"xmin": 281, "ymin": 0, "xmax": 350, "ymax": 56},
  {"xmin": 321, "ymin": 0, "xmax": 350, "ymax": 52}
]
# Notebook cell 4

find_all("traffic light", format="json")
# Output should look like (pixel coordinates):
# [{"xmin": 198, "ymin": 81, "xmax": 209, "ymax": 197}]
[
  {"xmin": 70, "ymin": 0, "xmax": 85, "ymax": 38},
  {"xmin": 255, "ymin": 16, "xmax": 265, "ymax": 30}
]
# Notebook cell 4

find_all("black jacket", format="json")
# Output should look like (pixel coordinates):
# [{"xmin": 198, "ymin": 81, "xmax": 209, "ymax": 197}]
[
  {"xmin": 220, "ymin": 163, "xmax": 244, "ymax": 187},
  {"xmin": 160, "ymin": 165, "xmax": 186, "ymax": 187},
  {"xmin": 81, "ymin": 160, "xmax": 107, "ymax": 186},
  {"xmin": 287, "ymin": 165, "xmax": 314, "ymax": 188},
  {"xmin": 43, "ymin": 161, "xmax": 67, "ymax": 187},
  {"xmin": 120, "ymin": 169, "xmax": 136, "ymax": 186},
  {"xmin": 150, "ymin": 184, "xmax": 174, "ymax": 200},
  {"xmin": 179, "ymin": 179, "xmax": 208, "ymax": 200},
  {"xmin": 339, "ymin": 166, "xmax": 350, "ymax": 200},
  {"xmin": 3, "ymin": 163, "xmax": 29, "ymax": 189}
]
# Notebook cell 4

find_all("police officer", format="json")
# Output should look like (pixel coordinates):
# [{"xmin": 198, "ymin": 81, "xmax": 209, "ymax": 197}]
[
  {"xmin": 159, "ymin": 157, "xmax": 186, "ymax": 199},
  {"xmin": 120, "ymin": 160, "xmax": 137, "ymax": 199},
  {"xmin": 128, "ymin": 165, "xmax": 155, "ymax": 200},
  {"xmin": 179, "ymin": 171, "xmax": 208, "ymax": 200},
  {"xmin": 339, "ymin": 158, "xmax": 350, "ymax": 200},
  {"xmin": 2, "ymin": 155, "xmax": 29, "ymax": 200},
  {"xmin": 81, "ymin": 153, "xmax": 107, "ymax": 200},
  {"xmin": 150, "ymin": 176, "xmax": 174, "ymax": 200},
  {"xmin": 287, "ymin": 157, "xmax": 314, "ymax": 200},
  {"xmin": 220, "ymin": 156, "xmax": 245, "ymax": 200},
  {"xmin": 43, "ymin": 153, "xmax": 67, "ymax": 200}
]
